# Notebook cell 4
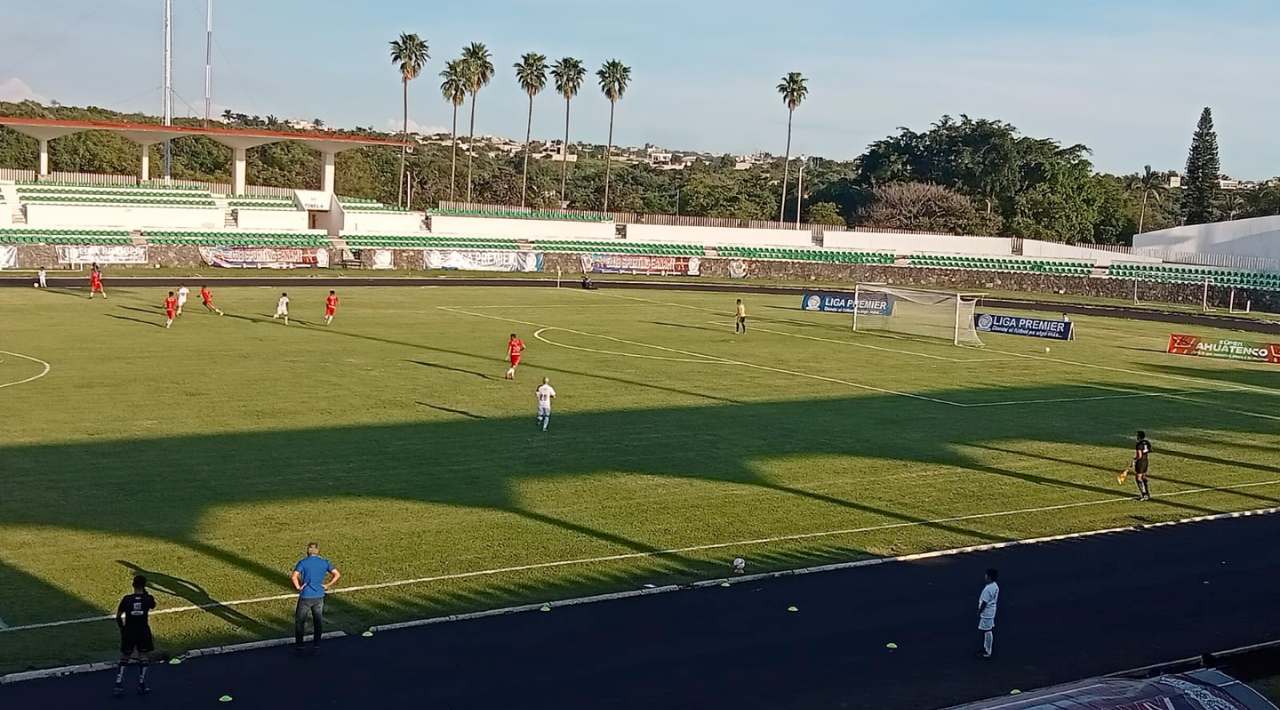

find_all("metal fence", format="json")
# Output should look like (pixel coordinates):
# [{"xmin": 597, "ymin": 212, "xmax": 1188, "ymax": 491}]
[
  {"xmin": 436, "ymin": 200, "xmax": 848, "ymax": 233},
  {"xmin": 0, "ymin": 168, "xmax": 294, "ymax": 198}
]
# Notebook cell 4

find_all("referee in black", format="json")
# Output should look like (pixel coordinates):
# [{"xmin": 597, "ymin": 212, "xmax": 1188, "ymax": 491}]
[
  {"xmin": 1134, "ymin": 430, "xmax": 1153, "ymax": 501},
  {"xmin": 114, "ymin": 574, "xmax": 157, "ymax": 696}
]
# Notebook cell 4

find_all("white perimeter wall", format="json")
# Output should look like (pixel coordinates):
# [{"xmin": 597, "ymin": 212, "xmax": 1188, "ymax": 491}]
[
  {"xmin": 823, "ymin": 231, "xmax": 1011, "ymax": 255},
  {"xmin": 625, "ymin": 224, "xmax": 813, "ymax": 247},
  {"xmin": 235, "ymin": 209, "xmax": 309, "ymax": 231},
  {"xmin": 343, "ymin": 210, "xmax": 427, "ymax": 234},
  {"xmin": 1133, "ymin": 217, "xmax": 1280, "ymax": 260},
  {"xmin": 25, "ymin": 204, "xmax": 223, "ymax": 230},
  {"xmin": 1020, "ymin": 239, "xmax": 1159, "ymax": 264},
  {"xmin": 429, "ymin": 215, "xmax": 615, "ymax": 240}
]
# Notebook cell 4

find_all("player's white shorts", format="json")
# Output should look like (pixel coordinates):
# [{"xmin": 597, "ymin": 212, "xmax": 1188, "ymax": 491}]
[
  {"xmin": 177, "ymin": 296, "xmax": 188, "ymax": 306},
  {"xmin": 538, "ymin": 405, "xmax": 551, "ymax": 418},
  {"xmin": 978, "ymin": 617, "xmax": 995, "ymax": 631},
  {"xmin": 275, "ymin": 307, "xmax": 288, "ymax": 316}
]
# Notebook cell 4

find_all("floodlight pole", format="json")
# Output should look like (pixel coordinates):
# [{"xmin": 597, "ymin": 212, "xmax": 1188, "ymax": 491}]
[
  {"xmin": 204, "ymin": 0, "xmax": 213, "ymax": 127},
  {"xmin": 795, "ymin": 159, "xmax": 806, "ymax": 229},
  {"xmin": 1202, "ymin": 277, "xmax": 1210, "ymax": 312},
  {"xmin": 162, "ymin": 0, "xmax": 172, "ymax": 180}
]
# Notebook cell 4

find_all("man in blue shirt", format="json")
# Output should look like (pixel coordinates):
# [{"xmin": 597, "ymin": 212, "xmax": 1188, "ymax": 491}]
[{"xmin": 291, "ymin": 542, "xmax": 341, "ymax": 651}]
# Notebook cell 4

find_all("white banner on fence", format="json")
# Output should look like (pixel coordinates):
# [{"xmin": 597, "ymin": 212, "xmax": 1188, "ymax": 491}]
[
  {"xmin": 425, "ymin": 249, "xmax": 542, "ymax": 272},
  {"xmin": 199, "ymin": 247, "xmax": 330, "ymax": 269},
  {"xmin": 55, "ymin": 245, "xmax": 148, "ymax": 265},
  {"xmin": 0, "ymin": 246, "xmax": 15, "ymax": 270},
  {"xmin": 370, "ymin": 250, "xmax": 394, "ymax": 270}
]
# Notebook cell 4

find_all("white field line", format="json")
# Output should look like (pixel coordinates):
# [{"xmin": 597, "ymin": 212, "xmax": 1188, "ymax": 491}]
[
  {"xmin": 4, "ymin": 478, "xmax": 1280, "ymax": 636},
  {"xmin": 439, "ymin": 306, "xmax": 963, "ymax": 407},
  {"xmin": 704, "ymin": 319, "xmax": 1009, "ymax": 364},
  {"xmin": 0, "ymin": 351, "xmax": 51, "ymax": 390},
  {"xmin": 534, "ymin": 328, "xmax": 720, "ymax": 364},
  {"xmin": 960, "ymin": 388, "xmax": 1212, "ymax": 408}
]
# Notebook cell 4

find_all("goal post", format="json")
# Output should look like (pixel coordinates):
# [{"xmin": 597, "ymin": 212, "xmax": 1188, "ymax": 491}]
[{"xmin": 852, "ymin": 283, "xmax": 986, "ymax": 346}]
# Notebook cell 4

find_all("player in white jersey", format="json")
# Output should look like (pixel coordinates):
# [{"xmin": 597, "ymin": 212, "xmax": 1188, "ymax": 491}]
[
  {"xmin": 273, "ymin": 292, "xmax": 290, "ymax": 325},
  {"xmin": 977, "ymin": 568, "xmax": 1000, "ymax": 658},
  {"xmin": 535, "ymin": 377, "xmax": 556, "ymax": 432},
  {"xmin": 175, "ymin": 285, "xmax": 190, "ymax": 316}
]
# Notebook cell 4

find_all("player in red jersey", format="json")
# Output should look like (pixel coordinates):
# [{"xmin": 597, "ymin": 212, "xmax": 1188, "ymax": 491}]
[
  {"xmin": 323, "ymin": 290, "xmax": 339, "ymax": 325},
  {"xmin": 163, "ymin": 291, "xmax": 178, "ymax": 329},
  {"xmin": 89, "ymin": 264, "xmax": 107, "ymax": 299},
  {"xmin": 505, "ymin": 333, "xmax": 525, "ymax": 380},
  {"xmin": 199, "ymin": 285, "xmax": 224, "ymax": 315}
]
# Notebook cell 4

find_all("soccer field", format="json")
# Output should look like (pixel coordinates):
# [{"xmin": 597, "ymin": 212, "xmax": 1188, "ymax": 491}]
[{"xmin": 2, "ymin": 283, "xmax": 1279, "ymax": 671}]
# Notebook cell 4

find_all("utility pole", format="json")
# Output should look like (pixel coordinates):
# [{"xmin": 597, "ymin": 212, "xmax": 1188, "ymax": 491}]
[
  {"xmin": 204, "ymin": 0, "xmax": 213, "ymax": 127},
  {"xmin": 162, "ymin": 0, "xmax": 173, "ymax": 180},
  {"xmin": 795, "ymin": 158, "xmax": 806, "ymax": 229}
]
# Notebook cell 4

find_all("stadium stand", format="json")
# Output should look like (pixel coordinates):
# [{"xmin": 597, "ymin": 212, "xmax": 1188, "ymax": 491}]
[
  {"xmin": 431, "ymin": 207, "xmax": 610, "ymax": 222},
  {"xmin": 1108, "ymin": 262, "xmax": 1280, "ymax": 290},
  {"xmin": 717, "ymin": 246, "xmax": 893, "ymax": 264},
  {"xmin": 0, "ymin": 227, "xmax": 132, "ymax": 244},
  {"xmin": 909, "ymin": 254, "xmax": 1095, "ymax": 276},
  {"xmin": 143, "ymin": 230, "xmax": 329, "ymax": 247}
]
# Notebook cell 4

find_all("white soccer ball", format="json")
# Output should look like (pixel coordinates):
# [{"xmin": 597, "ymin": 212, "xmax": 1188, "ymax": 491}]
[
  {"xmin": 731, "ymin": 557, "xmax": 746, "ymax": 574},
  {"xmin": 1044, "ymin": 347, "xmax": 1051, "ymax": 353},
  {"xmin": 32, "ymin": 281, "xmax": 39, "ymax": 287}
]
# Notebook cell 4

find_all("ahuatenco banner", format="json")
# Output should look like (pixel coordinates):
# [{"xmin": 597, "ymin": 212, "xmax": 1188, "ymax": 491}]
[
  {"xmin": 580, "ymin": 253, "xmax": 700, "ymax": 276},
  {"xmin": 199, "ymin": 246, "xmax": 329, "ymax": 269},
  {"xmin": 975, "ymin": 313, "xmax": 1073, "ymax": 340},
  {"xmin": 425, "ymin": 249, "xmax": 542, "ymax": 272},
  {"xmin": 1167, "ymin": 333, "xmax": 1280, "ymax": 364},
  {"xmin": 801, "ymin": 291, "xmax": 894, "ymax": 316}
]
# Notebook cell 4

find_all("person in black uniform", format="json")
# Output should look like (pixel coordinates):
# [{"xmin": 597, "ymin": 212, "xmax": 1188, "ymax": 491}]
[
  {"xmin": 1134, "ymin": 431, "xmax": 1153, "ymax": 501},
  {"xmin": 114, "ymin": 574, "xmax": 157, "ymax": 696}
]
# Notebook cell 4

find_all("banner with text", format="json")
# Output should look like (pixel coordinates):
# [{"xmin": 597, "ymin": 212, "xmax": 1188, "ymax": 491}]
[
  {"xmin": 425, "ymin": 249, "xmax": 542, "ymax": 272},
  {"xmin": 0, "ymin": 245, "xmax": 15, "ymax": 269},
  {"xmin": 801, "ymin": 291, "xmax": 895, "ymax": 316},
  {"xmin": 1167, "ymin": 333, "xmax": 1280, "ymax": 364},
  {"xmin": 975, "ymin": 313, "xmax": 1073, "ymax": 340},
  {"xmin": 199, "ymin": 246, "xmax": 329, "ymax": 269},
  {"xmin": 580, "ymin": 253, "xmax": 700, "ymax": 276},
  {"xmin": 56, "ymin": 245, "xmax": 148, "ymax": 265}
]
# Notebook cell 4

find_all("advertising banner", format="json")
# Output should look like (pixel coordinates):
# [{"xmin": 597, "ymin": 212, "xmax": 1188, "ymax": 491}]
[
  {"xmin": 199, "ymin": 246, "xmax": 329, "ymax": 269},
  {"xmin": 426, "ymin": 249, "xmax": 542, "ymax": 272},
  {"xmin": 370, "ymin": 249, "xmax": 394, "ymax": 270},
  {"xmin": 55, "ymin": 245, "xmax": 148, "ymax": 265},
  {"xmin": 579, "ymin": 253, "xmax": 700, "ymax": 276},
  {"xmin": 975, "ymin": 313, "xmax": 1073, "ymax": 340},
  {"xmin": 801, "ymin": 291, "xmax": 895, "ymax": 316},
  {"xmin": 952, "ymin": 672, "xmax": 1268, "ymax": 710},
  {"xmin": 1167, "ymin": 333, "xmax": 1280, "ymax": 364},
  {"xmin": 0, "ymin": 245, "xmax": 15, "ymax": 270}
]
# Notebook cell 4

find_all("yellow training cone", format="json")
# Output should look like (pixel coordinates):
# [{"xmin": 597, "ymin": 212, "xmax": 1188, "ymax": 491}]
[
  {"xmin": 885, "ymin": 642, "xmax": 898, "ymax": 650},
  {"xmin": 539, "ymin": 604, "xmax": 551, "ymax": 612},
  {"xmin": 787, "ymin": 606, "xmax": 799, "ymax": 612},
  {"xmin": 1010, "ymin": 689, "xmax": 1021, "ymax": 695},
  {"xmin": 219, "ymin": 695, "xmax": 233, "ymax": 703},
  {"xmin": 361, "ymin": 631, "xmax": 374, "ymax": 638}
]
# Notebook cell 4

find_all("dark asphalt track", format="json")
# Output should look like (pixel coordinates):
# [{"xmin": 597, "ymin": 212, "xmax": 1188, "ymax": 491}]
[
  {"xmin": 5, "ymin": 511, "xmax": 1280, "ymax": 710},
  {"xmin": 3, "ymin": 274, "xmax": 1278, "ymax": 334}
]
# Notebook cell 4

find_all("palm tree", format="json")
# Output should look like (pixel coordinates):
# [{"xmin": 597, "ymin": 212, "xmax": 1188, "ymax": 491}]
[
  {"xmin": 460, "ymin": 42, "xmax": 494, "ymax": 203},
  {"xmin": 440, "ymin": 59, "xmax": 468, "ymax": 202},
  {"xmin": 220, "ymin": 108, "xmax": 234, "ymax": 123},
  {"xmin": 596, "ymin": 60, "xmax": 632, "ymax": 213},
  {"xmin": 1130, "ymin": 165, "xmax": 1166, "ymax": 233},
  {"xmin": 514, "ymin": 53, "xmax": 549, "ymax": 208},
  {"xmin": 389, "ymin": 33, "xmax": 430, "ymax": 207},
  {"xmin": 551, "ymin": 57, "xmax": 586, "ymax": 205},
  {"xmin": 775, "ymin": 72, "xmax": 808, "ymax": 222}
]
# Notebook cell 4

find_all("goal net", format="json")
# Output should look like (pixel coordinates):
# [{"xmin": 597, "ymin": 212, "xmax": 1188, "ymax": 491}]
[{"xmin": 852, "ymin": 283, "xmax": 985, "ymax": 346}]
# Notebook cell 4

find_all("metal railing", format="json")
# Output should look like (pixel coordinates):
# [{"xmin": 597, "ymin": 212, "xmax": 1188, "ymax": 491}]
[
  {"xmin": 0, "ymin": 168, "xmax": 293, "ymax": 198},
  {"xmin": 436, "ymin": 200, "xmax": 848, "ymax": 233}
]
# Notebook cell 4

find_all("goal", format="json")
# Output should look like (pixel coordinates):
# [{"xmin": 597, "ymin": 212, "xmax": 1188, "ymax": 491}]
[{"xmin": 851, "ymin": 283, "xmax": 986, "ymax": 346}]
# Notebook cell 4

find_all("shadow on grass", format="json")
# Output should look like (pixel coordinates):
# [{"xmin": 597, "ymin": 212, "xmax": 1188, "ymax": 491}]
[
  {"xmin": 2, "ymin": 380, "xmax": 1278, "ymax": 670},
  {"xmin": 116, "ymin": 560, "xmax": 273, "ymax": 637},
  {"xmin": 105, "ymin": 314, "xmax": 163, "ymax": 328}
]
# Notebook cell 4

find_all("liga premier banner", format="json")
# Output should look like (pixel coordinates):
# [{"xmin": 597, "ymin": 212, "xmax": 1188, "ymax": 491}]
[
  {"xmin": 55, "ymin": 244, "xmax": 148, "ymax": 265},
  {"xmin": 0, "ymin": 245, "xmax": 15, "ymax": 270},
  {"xmin": 975, "ymin": 312, "xmax": 1073, "ymax": 340},
  {"xmin": 425, "ymin": 249, "xmax": 542, "ymax": 272},
  {"xmin": 580, "ymin": 253, "xmax": 700, "ymax": 276},
  {"xmin": 801, "ymin": 291, "xmax": 894, "ymax": 316},
  {"xmin": 199, "ymin": 246, "xmax": 329, "ymax": 269},
  {"xmin": 1167, "ymin": 333, "xmax": 1280, "ymax": 364}
]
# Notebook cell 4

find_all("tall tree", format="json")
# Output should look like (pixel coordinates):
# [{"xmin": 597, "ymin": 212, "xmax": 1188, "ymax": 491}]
[
  {"xmin": 551, "ymin": 57, "xmax": 586, "ymax": 205},
  {"xmin": 596, "ymin": 59, "xmax": 632, "ymax": 213},
  {"xmin": 439, "ymin": 59, "xmax": 468, "ymax": 202},
  {"xmin": 1182, "ymin": 107, "xmax": 1221, "ymax": 225},
  {"xmin": 388, "ymin": 33, "xmax": 429, "ymax": 207},
  {"xmin": 1127, "ymin": 165, "xmax": 1166, "ymax": 233},
  {"xmin": 514, "ymin": 52, "xmax": 548, "ymax": 208},
  {"xmin": 460, "ymin": 42, "xmax": 494, "ymax": 203},
  {"xmin": 776, "ymin": 72, "xmax": 808, "ymax": 222}
]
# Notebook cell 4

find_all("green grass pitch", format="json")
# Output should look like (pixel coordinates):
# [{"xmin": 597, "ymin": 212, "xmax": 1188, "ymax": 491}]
[{"xmin": 1, "ymin": 283, "xmax": 1278, "ymax": 671}]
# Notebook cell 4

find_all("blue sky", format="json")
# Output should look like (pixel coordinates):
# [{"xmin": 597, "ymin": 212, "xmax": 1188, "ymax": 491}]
[{"xmin": 2, "ymin": 0, "xmax": 1277, "ymax": 178}]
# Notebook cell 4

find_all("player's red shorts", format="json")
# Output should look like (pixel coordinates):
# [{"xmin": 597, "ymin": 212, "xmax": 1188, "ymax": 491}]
[
  {"xmin": 325, "ymin": 306, "xmax": 336, "ymax": 316},
  {"xmin": 91, "ymin": 282, "xmax": 104, "ymax": 292},
  {"xmin": 165, "ymin": 309, "xmax": 176, "ymax": 319},
  {"xmin": 509, "ymin": 355, "xmax": 521, "ymax": 366}
]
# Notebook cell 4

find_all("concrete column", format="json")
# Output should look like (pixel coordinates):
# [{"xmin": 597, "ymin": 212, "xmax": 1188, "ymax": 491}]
[
  {"xmin": 231, "ymin": 147, "xmax": 247, "ymax": 195},
  {"xmin": 140, "ymin": 145, "xmax": 151, "ymax": 182},
  {"xmin": 321, "ymin": 151, "xmax": 336, "ymax": 194},
  {"xmin": 38, "ymin": 139, "xmax": 49, "ymax": 176}
]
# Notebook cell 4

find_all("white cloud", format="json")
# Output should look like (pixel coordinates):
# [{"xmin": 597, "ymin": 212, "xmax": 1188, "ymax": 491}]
[
  {"xmin": 385, "ymin": 117, "xmax": 449, "ymax": 136},
  {"xmin": 0, "ymin": 77, "xmax": 47, "ymax": 103}
]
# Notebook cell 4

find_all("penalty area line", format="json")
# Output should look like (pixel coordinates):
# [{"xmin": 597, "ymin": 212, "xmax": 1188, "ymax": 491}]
[
  {"xmin": 4, "ymin": 478, "xmax": 1280, "ymax": 635},
  {"xmin": 0, "ymin": 351, "xmax": 51, "ymax": 390}
]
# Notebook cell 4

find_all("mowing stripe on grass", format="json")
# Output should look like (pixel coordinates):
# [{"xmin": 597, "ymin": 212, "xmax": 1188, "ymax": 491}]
[
  {"xmin": 0, "ymin": 351, "xmax": 51, "ymax": 390},
  {"xmin": 3, "ymin": 478, "xmax": 1280, "ymax": 636}
]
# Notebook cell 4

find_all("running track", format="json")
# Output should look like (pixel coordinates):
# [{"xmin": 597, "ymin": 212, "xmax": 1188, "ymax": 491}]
[{"xmin": 4, "ymin": 511, "xmax": 1280, "ymax": 709}]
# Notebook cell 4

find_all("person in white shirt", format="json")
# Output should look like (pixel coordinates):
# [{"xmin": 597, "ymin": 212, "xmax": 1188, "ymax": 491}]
[
  {"xmin": 977, "ymin": 568, "xmax": 1000, "ymax": 658},
  {"xmin": 37, "ymin": 267, "xmax": 47, "ymax": 288},
  {"xmin": 176, "ymin": 285, "xmax": 190, "ymax": 316},
  {"xmin": 535, "ymin": 377, "xmax": 556, "ymax": 432},
  {"xmin": 273, "ymin": 292, "xmax": 290, "ymax": 325}
]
